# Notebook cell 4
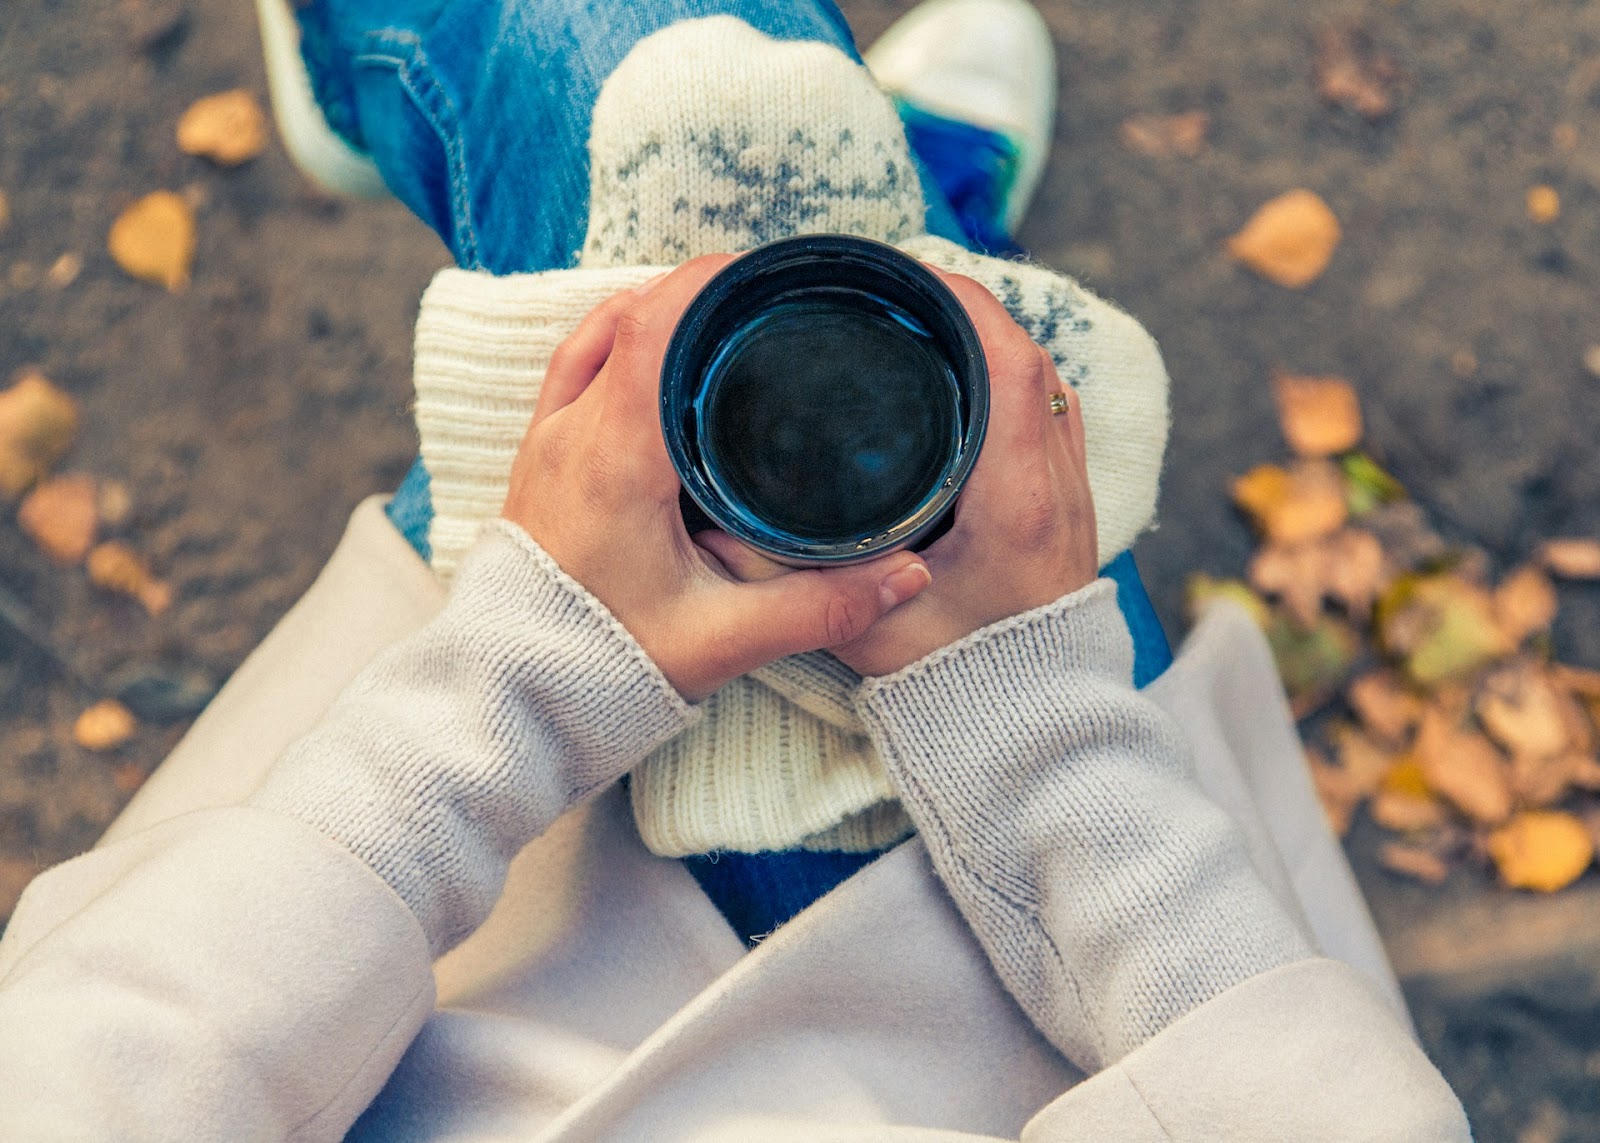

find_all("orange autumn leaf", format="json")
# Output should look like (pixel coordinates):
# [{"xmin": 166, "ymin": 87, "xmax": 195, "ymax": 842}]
[
  {"xmin": 17, "ymin": 473, "xmax": 98, "ymax": 565},
  {"xmin": 177, "ymin": 89, "xmax": 270, "ymax": 166},
  {"xmin": 1225, "ymin": 189, "xmax": 1342, "ymax": 289},
  {"xmin": 0, "ymin": 370, "xmax": 78, "ymax": 500},
  {"xmin": 1476, "ymin": 662, "xmax": 1572, "ymax": 762},
  {"xmin": 1348, "ymin": 670, "xmax": 1423, "ymax": 746},
  {"xmin": 1232, "ymin": 460, "xmax": 1348, "ymax": 546},
  {"xmin": 108, "ymin": 190, "xmax": 195, "ymax": 292},
  {"xmin": 1119, "ymin": 111, "xmax": 1210, "ymax": 159},
  {"xmin": 1492, "ymin": 565, "xmax": 1558, "ymax": 645},
  {"xmin": 1370, "ymin": 789, "xmax": 1448, "ymax": 832},
  {"xmin": 1413, "ymin": 706, "xmax": 1513, "ymax": 824},
  {"xmin": 1539, "ymin": 537, "xmax": 1600, "ymax": 580},
  {"xmin": 73, "ymin": 699, "xmax": 137, "ymax": 752},
  {"xmin": 1273, "ymin": 373, "xmax": 1364, "ymax": 458},
  {"xmin": 1487, "ymin": 810, "xmax": 1594, "ymax": 892},
  {"xmin": 87, "ymin": 541, "xmax": 174, "ymax": 615}
]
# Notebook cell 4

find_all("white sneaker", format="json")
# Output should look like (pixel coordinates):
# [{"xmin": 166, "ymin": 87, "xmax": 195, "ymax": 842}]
[
  {"xmin": 865, "ymin": 0, "xmax": 1057, "ymax": 236},
  {"xmin": 255, "ymin": 0, "xmax": 391, "ymax": 198}
]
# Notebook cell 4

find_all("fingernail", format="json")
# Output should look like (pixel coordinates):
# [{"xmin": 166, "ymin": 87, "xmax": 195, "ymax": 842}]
[
  {"xmin": 878, "ymin": 562, "xmax": 932, "ymax": 610},
  {"xmin": 633, "ymin": 271, "xmax": 670, "ymax": 296}
]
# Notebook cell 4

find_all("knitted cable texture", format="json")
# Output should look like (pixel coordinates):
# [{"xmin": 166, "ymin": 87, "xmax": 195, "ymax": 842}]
[
  {"xmin": 251, "ymin": 520, "xmax": 698, "ymax": 957},
  {"xmin": 856, "ymin": 579, "xmax": 1314, "ymax": 1070},
  {"xmin": 410, "ymin": 17, "xmax": 1170, "ymax": 858}
]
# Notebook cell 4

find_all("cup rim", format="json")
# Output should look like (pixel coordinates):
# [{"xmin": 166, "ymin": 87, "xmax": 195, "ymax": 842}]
[{"xmin": 660, "ymin": 234, "xmax": 990, "ymax": 566}]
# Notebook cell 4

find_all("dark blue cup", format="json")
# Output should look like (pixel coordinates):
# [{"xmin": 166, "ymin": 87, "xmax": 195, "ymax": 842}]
[{"xmin": 661, "ymin": 235, "xmax": 989, "ymax": 566}]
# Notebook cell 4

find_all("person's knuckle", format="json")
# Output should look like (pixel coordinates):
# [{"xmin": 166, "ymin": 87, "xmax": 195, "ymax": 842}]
[
  {"xmin": 1009, "ymin": 477, "xmax": 1062, "ymax": 553},
  {"xmin": 823, "ymin": 593, "xmax": 866, "ymax": 647}
]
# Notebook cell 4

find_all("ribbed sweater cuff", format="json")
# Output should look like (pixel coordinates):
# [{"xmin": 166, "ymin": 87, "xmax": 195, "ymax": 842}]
[
  {"xmin": 252, "ymin": 520, "xmax": 698, "ymax": 955},
  {"xmin": 857, "ymin": 580, "xmax": 1313, "ymax": 1069}
]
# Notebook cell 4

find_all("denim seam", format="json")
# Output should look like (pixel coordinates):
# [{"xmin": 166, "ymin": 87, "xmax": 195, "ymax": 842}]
[{"xmin": 355, "ymin": 30, "xmax": 482, "ymax": 269}]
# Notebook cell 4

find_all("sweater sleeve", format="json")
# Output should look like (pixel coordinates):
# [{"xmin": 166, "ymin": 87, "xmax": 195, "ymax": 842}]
[
  {"xmin": 0, "ymin": 520, "xmax": 698, "ymax": 1140},
  {"xmin": 855, "ymin": 579, "xmax": 1317, "ymax": 1071},
  {"xmin": 250, "ymin": 518, "xmax": 699, "ymax": 956}
]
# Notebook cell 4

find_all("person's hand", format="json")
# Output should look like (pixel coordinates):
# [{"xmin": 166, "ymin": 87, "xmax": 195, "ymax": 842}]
[
  {"xmin": 501, "ymin": 257, "xmax": 934, "ymax": 701},
  {"xmin": 700, "ymin": 270, "xmax": 1098, "ymax": 677}
]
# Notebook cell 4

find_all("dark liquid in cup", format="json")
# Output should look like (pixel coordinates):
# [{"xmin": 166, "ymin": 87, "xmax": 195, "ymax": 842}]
[{"xmin": 695, "ymin": 293, "xmax": 962, "ymax": 543}]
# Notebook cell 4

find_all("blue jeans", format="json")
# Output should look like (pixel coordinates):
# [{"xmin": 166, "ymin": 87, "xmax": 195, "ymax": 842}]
[{"xmin": 299, "ymin": 0, "xmax": 1172, "ymax": 939}]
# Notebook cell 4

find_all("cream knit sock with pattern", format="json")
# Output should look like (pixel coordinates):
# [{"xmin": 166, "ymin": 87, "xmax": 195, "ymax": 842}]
[{"xmin": 410, "ymin": 17, "xmax": 1170, "ymax": 857}]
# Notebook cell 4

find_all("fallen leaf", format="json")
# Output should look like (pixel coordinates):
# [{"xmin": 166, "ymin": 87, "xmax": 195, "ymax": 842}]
[
  {"xmin": 1273, "ymin": 372, "xmax": 1364, "ymax": 457},
  {"xmin": 111, "ymin": 760, "xmax": 149, "ymax": 795},
  {"xmin": 1323, "ymin": 528, "xmax": 1387, "ymax": 620},
  {"xmin": 1340, "ymin": 452, "xmax": 1407, "ymax": 516},
  {"xmin": 1379, "ymin": 841, "xmax": 1450, "ymax": 884},
  {"xmin": 87, "ymin": 541, "xmax": 173, "ymax": 615},
  {"xmin": 1225, "ymin": 189, "xmax": 1342, "ymax": 289},
  {"xmin": 1266, "ymin": 613, "xmax": 1360, "ymax": 715},
  {"xmin": 1477, "ymin": 662, "xmax": 1573, "ymax": 762},
  {"xmin": 1332, "ymin": 722, "xmax": 1397, "ymax": 793},
  {"xmin": 1527, "ymin": 185, "xmax": 1561, "ymax": 225},
  {"xmin": 1185, "ymin": 574, "xmax": 1272, "ymax": 627},
  {"xmin": 1119, "ymin": 111, "xmax": 1210, "ymax": 159},
  {"xmin": 1509, "ymin": 751, "xmax": 1579, "ymax": 807},
  {"xmin": 1249, "ymin": 543, "xmax": 1326, "ymax": 628},
  {"xmin": 1414, "ymin": 705, "xmax": 1514, "ymax": 824},
  {"xmin": 1348, "ymin": 670, "xmax": 1423, "ymax": 746},
  {"xmin": 1552, "ymin": 663, "xmax": 1600, "ymax": 700},
  {"xmin": 73, "ymin": 699, "xmax": 137, "ymax": 752},
  {"xmin": 0, "ymin": 370, "xmax": 78, "ymax": 499},
  {"xmin": 1493, "ymin": 566, "xmax": 1558, "ymax": 645},
  {"xmin": 0, "ymin": 188, "xmax": 9, "ymax": 235},
  {"xmin": 177, "ymin": 89, "xmax": 269, "ymax": 166},
  {"xmin": 1313, "ymin": 23, "xmax": 1401, "ymax": 121},
  {"xmin": 1487, "ymin": 810, "xmax": 1594, "ymax": 892},
  {"xmin": 98, "ymin": 479, "xmax": 134, "ymax": 528},
  {"xmin": 44, "ymin": 253, "xmax": 82, "ymax": 289},
  {"xmin": 108, "ymin": 190, "xmax": 195, "ymax": 292},
  {"xmin": 1371, "ymin": 789, "xmax": 1448, "ymax": 832},
  {"xmin": 17, "ymin": 473, "xmax": 98, "ymax": 564},
  {"xmin": 1378, "ymin": 573, "xmax": 1511, "ymax": 686},
  {"xmin": 1232, "ymin": 459, "xmax": 1348, "ymax": 545},
  {"xmin": 1382, "ymin": 755, "xmax": 1431, "ymax": 798},
  {"xmin": 1539, "ymin": 538, "xmax": 1600, "ymax": 580}
]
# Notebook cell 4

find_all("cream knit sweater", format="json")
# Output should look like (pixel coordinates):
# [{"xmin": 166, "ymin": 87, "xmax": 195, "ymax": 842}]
[{"xmin": 411, "ymin": 17, "xmax": 1171, "ymax": 857}]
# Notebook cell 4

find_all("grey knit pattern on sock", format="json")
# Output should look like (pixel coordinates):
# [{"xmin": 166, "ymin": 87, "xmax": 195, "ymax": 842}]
[
  {"xmin": 251, "ymin": 520, "xmax": 698, "ymax": 956},
  {"xmin": 857, "ymin": 579, "xmax": 1314, "ymax": 1070}
]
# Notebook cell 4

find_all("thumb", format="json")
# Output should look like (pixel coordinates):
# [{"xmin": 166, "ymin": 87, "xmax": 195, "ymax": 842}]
[{"xmin": 700, "ymin": 553, "xmax": 932, "ymax": 680}]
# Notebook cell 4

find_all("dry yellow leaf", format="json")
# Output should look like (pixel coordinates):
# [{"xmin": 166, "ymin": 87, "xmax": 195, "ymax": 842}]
[
  {"xmin": 1487, "ymin": 810, "xmax": 1593, "ymax": 892},
  {"xmin": 73, "ymin": 699, "xmax": 137, "ymax": 752},
  {"xmin": 1540, "ymin": 537, "xmax": 1600, "ymax": 580},
  {"xmin": 1414, "ymin": 706, "xmax": 1514, "ymax": 824},
  {"xmin": 1379, "ymin": 841, "xmax": 1450, "ymax": 884},
  {"xmin": 1249, "ymin": 543, "xmax": 1325, "ymax": 628},
  {"xmin": 87, "ymin": 541, "xmax": 173, "ymax": 615},
  {"xmin": 1493, "ymin": 565, "xmax": 1558, "ymax": 645},
  {"xmin": 1527, "ymin": 185, "xmax": 1561, "ymax": 225},
  {"xmin": 17, "ymin": 473, "xmax": 98, "ymax": 565},
  {"xmin": 1379, "ymin": 574, "xmax": 1512, "ymax": 686},
  {"xmin": 1273, "ymin": 373, "xmax": 1364, "ymax": 457},
  {"xmin": 1331, "ymin": 722, "xmax": 1397, "ymax": 795},
  {"xmin": 0, "ymin": 370, "xmax": 78, "ymax": 499},
  {"xmin": 108, "ymin": 190, "xmax": 195, "ymax": 292},
  {"xmin": 1381, "ymin": 755, "xmax": 1431, "ymax": 798},
  {"xmin": 1225, "ymin": 189, "xmax": 1342, "ymax": 289},
  {"xmin": 1232, "ymin": 460, "xmax": 1348, "ymax": 546},
  {"xmin": 1348, "ymin": 671, "xmax": 1423, "ymax": 746},
  {"xmin": 1476, "ymin": 662, "xmax": 1572, "ymax": 762},
  {"xmin": 177, "ymin": 89, "xmax": 269, "ymax": 166}
]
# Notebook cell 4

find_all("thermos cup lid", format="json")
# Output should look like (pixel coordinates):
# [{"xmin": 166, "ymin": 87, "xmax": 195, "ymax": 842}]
[{"xmin": 661, "ymin": 235, "xmax": 989, "ymax": 566}]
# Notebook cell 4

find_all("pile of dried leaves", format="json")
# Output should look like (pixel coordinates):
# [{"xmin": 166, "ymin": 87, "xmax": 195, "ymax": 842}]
[{"xmin": 1188, "ymin": 375, "xmax": 1600, "ymax": 892}]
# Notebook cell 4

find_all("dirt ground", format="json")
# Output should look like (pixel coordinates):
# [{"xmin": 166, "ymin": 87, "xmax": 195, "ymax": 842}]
[{"xmin": 3, "ymin": 0, "xmax": 1599, "ymax": 1138}]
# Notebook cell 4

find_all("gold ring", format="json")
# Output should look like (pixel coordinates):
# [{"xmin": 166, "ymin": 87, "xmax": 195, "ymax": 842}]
[{"xmin": 1048, "ymin": 391, "xmax": 1071, "ymax": 416}]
